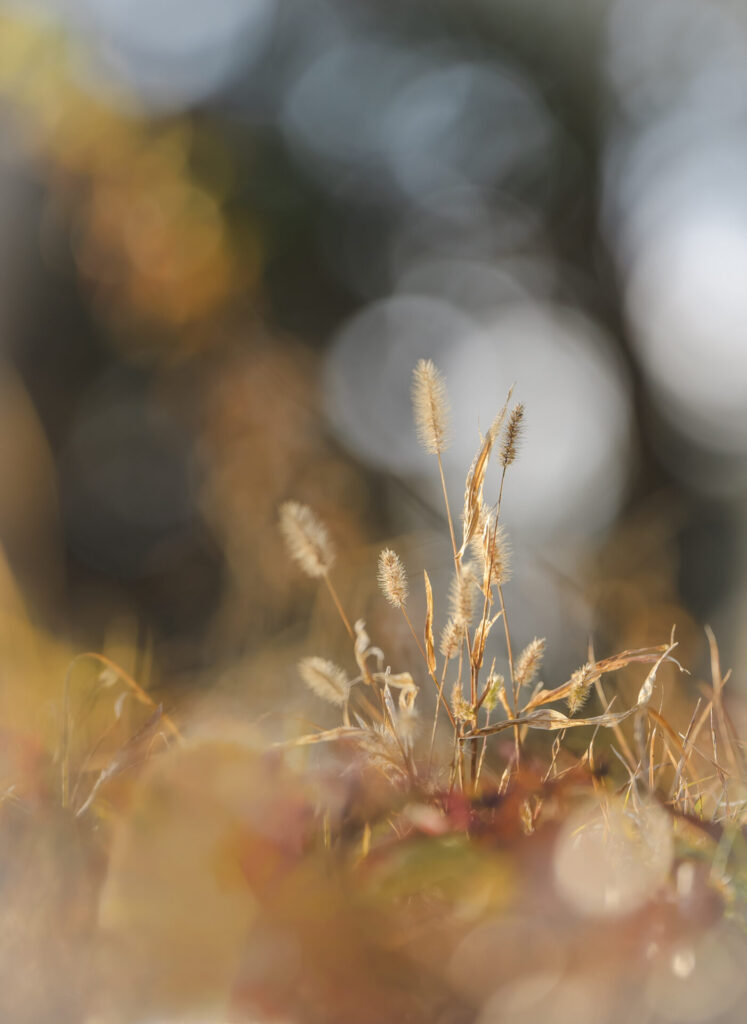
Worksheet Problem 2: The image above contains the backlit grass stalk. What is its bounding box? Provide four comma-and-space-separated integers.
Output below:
279, 500, 354, 639
412, 358, 460, 568
279, 361, 737, 824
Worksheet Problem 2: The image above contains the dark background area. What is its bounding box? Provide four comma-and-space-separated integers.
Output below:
0, 0, 744, 705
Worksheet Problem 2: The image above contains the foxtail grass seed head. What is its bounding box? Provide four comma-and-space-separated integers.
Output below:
515, 638, 546, 690
567, 663, 594, 715
449, 563, 476, 626
279, 501, 335, 578
378, 548, 409, 608
471, 512, 512, 587
412, 358, 451, 454
451, 684, 476, 726
440, 617, 461, 660
500, 403, 524, 467
298, 656, 351, 706
483, 673, 505, 712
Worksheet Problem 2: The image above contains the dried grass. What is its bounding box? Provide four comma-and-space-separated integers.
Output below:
2, 358, 745, 1024
284, 358, 746, 843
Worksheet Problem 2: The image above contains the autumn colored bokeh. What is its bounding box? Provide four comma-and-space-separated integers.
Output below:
0, 3, 746, 1023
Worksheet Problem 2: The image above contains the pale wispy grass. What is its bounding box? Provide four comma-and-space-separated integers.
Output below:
279, 358, 745, 847
279, 500, 335, 578
377, 548, 409, 609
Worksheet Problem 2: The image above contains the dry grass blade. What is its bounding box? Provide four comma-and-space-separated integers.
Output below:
706, 624, 744, 779
470, 612, 501, 671
522, 644, 672, 713
457, 388, 514, 561
463, 703, 641, 739
372, 670, 417, 710
75, 705, 167, 817
593, 670, 637, 775
423, 570, 437, 675
672, 698, 704, 809
353, 619, 384, 686
61, 651, 180, 807
459, 434, 493, 559
636, 641, 678, 706
488, 399, 511, 454
646, 707, 686, 761
274, 726, 363, 748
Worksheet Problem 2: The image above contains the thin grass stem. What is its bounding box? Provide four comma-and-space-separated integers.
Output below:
402, 606, 456, 728
323, 573, 355, 639
437, 451, 459, 567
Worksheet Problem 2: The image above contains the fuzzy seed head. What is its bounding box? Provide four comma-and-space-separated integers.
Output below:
449, 563, 477, 626
567, 663, 594, 715
483, 673, 505, 712
440, 618, 461, 660
451, 684, 476, 726
500, 403, 525, 467
515, 637, 546, 690
471, 510, 512, 587
298, 656, 350, 706
279, 501, 335, 578
377, 548, 409, 608
356, 725, 407, 781
412, 358, 451, 454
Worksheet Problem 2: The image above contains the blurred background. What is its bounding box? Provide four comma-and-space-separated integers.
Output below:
1, 0, 746, 736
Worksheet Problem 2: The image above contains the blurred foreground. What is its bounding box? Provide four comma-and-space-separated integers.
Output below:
1, 358, 745, 1024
